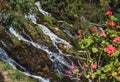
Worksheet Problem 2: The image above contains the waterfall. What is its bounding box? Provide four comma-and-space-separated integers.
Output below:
24, 1, 86, 77
9, 27, 76, 75
0, 1, 86, 82
0, 48, 49, 82
35, 1, 51, 16
63, 30, 73, 38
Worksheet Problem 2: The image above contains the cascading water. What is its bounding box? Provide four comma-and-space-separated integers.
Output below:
24, 1, 86, 77
35, 1, 51, 16
0, 1, 86, 82
9, 27, 77, 76
0, 48, 49, 82
63, 30, 73, 38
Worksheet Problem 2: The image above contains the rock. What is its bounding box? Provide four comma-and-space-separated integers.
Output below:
0, 25, 53, 78
0, 25, 73, 82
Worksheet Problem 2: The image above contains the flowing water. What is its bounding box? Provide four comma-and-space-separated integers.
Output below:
35, 1, 51, 16
0, 48, 49, 82
0, 1, 86, 82
9, 26, 76, 76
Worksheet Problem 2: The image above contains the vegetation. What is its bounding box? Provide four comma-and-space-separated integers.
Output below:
1, 0, 120, 82
63, 10, 120, 82
0, 61, 37, 82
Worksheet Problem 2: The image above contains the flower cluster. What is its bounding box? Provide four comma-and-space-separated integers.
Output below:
105, 10, 112, 16
106, 45, 116, 55
76, 29, 82, 38
90, 27, 97, 33
66, 65, 78, 75
113, 37, 120, 43
108, 21, 116, 27
71, 10, 120, 81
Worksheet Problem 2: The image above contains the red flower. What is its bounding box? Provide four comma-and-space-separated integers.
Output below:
77, 29, 82, 34
90, 27, 97, 33
113, 37, 120, 43
117, 25, 120, 28
70, 65, 77, 70
106, 45, 116, 55
66, 70, 71, 75
76, 34, 82, 38
91, 63, 97, 69
105, 10, 112, 16
100, 33, 106, 37
108, 21, 116, 27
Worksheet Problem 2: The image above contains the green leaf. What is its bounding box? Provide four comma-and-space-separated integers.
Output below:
109, 16, 117, 21
73, 69, 79, 73
100, 74, 106, 79
79, 39, 94, 49
96, 70, 101, 75
102, 65, 112, 73
56, 73, 63, 80
92, 47, 98, 53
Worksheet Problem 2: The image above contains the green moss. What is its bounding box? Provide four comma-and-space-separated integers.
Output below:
21, 21, 52, 46
0, 61, 37, 82
0, 61, 13, 71
58, 43, 80, 56
10, 35, 21, 47
44, 16, 58, 25
60, 22, 77, 35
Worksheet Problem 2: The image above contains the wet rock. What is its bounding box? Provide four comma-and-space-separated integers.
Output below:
0, 26, 52, 77
0, 25, 73, 82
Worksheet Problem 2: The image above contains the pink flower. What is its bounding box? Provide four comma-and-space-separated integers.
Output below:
70, 65, 77, 70
77, 29, 82, 34
100, 33, 106, 37
106, 45, 116, 55
66, 70, 71, 75
117, 25, 120, 28
76, 34, 82, 38
90, 27, 97, 33
113, 37, 120, 43
105, 10, 113, 16
91, 63, 97, 69
108, 21, 116, 27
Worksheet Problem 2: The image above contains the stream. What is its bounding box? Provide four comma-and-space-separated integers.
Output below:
0, 1, 85, 82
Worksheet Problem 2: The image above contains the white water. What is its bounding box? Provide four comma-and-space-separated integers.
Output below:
9, 27, 72, 71
26, 14, 72, 55
24, 1, 82, 76
1, 1, 85, 82
0, 48, 49, 82
35, 1, 51, 16
63, 30, 73, 38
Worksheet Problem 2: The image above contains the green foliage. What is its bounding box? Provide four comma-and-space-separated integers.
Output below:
41, 0, 106, 24
0, 61, 37, 82
69, 9, 120, 81
1, 0, 38, 28
56, 73, 63, 80
79, 38, 94, 49
92, 47, 98, 53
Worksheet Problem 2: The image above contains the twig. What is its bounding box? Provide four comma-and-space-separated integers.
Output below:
98, 49, 103, 69
88, 21, 103, 27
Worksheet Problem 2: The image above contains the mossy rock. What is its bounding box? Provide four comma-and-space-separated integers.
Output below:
0, 61, 37, 82
10, 35, 21, 47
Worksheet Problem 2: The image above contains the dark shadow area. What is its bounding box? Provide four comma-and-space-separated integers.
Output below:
0, 72, 4, 82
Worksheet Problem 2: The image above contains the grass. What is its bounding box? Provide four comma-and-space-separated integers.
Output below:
0, 61, 37, 82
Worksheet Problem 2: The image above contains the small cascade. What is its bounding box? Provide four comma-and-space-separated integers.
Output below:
0, 48, 49, 82
35, 1, 51, 16
26, 14, 72, 53
63, 30, 73, 38
24, 1, 85, 77
20, 27, 33, 41
0, 1, 86, 82
9, 27, 78, 76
